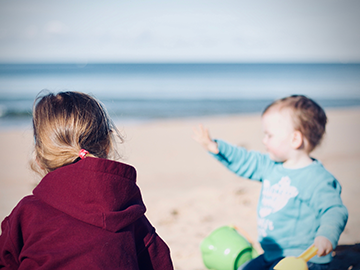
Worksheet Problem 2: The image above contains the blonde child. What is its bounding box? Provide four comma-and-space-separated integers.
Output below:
193, 95, 348, 270
0, 91, 173, 270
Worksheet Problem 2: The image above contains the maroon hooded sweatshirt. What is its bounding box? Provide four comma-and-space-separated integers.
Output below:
0, 157, 173, 270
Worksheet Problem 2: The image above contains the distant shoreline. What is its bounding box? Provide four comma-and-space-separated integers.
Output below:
1, 105, 360, 131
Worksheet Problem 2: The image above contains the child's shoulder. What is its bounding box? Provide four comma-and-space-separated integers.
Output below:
278, 160, 338, 189
8, 195, 51, 220
18, 194, 42, 206
299, 160, 342, 195
307, 159, 336, 180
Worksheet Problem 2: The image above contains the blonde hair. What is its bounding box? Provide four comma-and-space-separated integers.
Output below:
262, 95, 327, 152
31, 91, 123, 175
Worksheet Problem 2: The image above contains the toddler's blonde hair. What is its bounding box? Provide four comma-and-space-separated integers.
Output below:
31, 91, 122, 175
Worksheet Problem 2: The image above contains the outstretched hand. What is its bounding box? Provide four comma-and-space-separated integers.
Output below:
314, 236, 333, 257
192, 124, 219, 154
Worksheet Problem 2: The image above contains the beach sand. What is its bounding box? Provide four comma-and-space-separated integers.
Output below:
1, 108, 359, 270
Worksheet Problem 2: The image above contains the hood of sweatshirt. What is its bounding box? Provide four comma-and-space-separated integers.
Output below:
33, 157, 146, 233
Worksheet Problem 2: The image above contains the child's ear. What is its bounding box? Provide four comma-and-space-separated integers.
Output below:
291, 130, 304, 149
35, 156, 45, 171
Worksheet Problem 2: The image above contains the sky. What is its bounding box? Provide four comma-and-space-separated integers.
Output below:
0, 0, 360, 63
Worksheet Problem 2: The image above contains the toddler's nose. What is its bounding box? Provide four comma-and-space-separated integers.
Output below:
262, 136, 267, 145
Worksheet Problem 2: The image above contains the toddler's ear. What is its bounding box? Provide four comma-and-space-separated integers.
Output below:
291, 130, 304, 150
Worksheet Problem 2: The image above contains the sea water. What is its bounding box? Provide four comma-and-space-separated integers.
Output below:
0, 63, 360, 129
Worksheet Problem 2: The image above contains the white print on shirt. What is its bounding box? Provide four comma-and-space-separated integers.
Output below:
259, 176, 299, 218
258, 218, 274, 237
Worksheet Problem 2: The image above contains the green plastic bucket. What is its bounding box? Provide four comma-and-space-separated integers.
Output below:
200, 226, 258, 270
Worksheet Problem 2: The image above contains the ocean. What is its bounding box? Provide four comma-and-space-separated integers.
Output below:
0, 63, 360, 129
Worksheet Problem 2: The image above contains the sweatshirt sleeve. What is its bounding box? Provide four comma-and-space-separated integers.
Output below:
138, 232, 174, 270
135, 217, 174, 270
0, 217, 21, 269
309, 177, 348, 248
210, 139, 271, 181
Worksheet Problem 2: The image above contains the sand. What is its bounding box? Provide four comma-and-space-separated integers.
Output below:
1, 108, 359, 270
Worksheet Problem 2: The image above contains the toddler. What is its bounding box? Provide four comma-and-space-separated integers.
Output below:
193, 95, 348, 270
0, 91, 174, 270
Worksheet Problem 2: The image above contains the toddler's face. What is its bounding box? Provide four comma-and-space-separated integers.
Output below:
261, 108, 295, 162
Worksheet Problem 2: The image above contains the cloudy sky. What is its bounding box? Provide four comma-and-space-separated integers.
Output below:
0, 0, 359, 63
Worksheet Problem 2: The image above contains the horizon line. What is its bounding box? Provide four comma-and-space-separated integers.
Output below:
1, 61, 360, 65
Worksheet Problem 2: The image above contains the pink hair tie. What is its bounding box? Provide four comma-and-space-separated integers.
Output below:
79, 149, 89, 159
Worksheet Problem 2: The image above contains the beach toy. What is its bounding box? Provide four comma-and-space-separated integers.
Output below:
200, 225, 258, 270
274, 245, 318, 270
